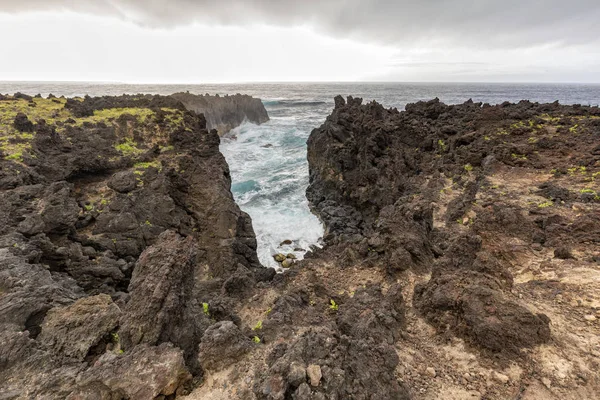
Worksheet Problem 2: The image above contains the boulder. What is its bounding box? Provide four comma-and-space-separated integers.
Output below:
68, 343, 191, 400
13, 113, 34, 132
38, 294, 121, 361
120, 231, 209, 373
554, 246, 574, 259
198, 321, 252, 371
107, 171, 137, 193
281, 258, 294, 268
273, 253, 286, 263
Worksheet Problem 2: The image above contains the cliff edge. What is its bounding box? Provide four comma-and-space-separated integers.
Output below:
171, 92, 269, 135
301, 96, 600, 399
0, 93, 274, 398
183, 97, 600, 400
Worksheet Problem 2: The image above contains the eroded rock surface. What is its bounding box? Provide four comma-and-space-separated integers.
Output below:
171, 92, 269, 134
295, 96, 600, 399
0, 94, 270, 398
2, 93, 600, 400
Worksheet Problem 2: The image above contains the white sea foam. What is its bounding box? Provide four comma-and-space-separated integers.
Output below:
220, 112, 325, 269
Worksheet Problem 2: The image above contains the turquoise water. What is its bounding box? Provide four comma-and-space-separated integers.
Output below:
220, 105, 326, 268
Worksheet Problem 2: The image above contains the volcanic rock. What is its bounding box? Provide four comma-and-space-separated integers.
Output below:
198, 321, 252, 371
171, 92, 269, 134
0, 94, 269, 398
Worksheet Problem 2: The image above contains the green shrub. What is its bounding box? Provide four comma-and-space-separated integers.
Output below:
329, 299, 339, 311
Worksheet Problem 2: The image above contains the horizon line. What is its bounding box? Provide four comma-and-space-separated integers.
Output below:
1, 80, 600, 85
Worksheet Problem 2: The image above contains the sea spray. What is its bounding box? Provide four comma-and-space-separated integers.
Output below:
220, 104, 325, 269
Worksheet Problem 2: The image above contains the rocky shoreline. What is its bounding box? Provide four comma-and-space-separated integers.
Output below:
1, 93, 599, 399
171, 92, 269, 135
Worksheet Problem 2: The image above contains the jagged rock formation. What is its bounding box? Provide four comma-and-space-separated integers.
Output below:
2, 93, 600, 400
300, 96, 600, 398
305, 96, 557, 350
171, 92, 269, 134
0, 94, 272, 398
187, 97, 599, 400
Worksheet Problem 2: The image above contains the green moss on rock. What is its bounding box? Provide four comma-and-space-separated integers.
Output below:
114, 138, 145, 157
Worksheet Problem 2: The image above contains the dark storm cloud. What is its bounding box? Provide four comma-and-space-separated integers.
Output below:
2, 0, 600, 47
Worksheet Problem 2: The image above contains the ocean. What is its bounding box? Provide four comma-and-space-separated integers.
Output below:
2, 82, 599, 268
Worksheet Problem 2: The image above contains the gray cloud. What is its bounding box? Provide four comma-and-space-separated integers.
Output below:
1, 0, 600, 48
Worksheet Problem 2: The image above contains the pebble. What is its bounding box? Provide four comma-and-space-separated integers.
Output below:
306, 364, 322, 387
542, 377, 552, 388
425, 367, 437, 378
554, 370, 567, 380
584, 314, 596, 322
288, 362, 306, 387
273, 253, 286, 263
492, 371, 510, 384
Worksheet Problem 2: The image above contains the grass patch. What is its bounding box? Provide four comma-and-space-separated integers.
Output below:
115, 138, 144, 157
4, 151, 23, 162
134, 160, 161, 171
76, 107, 155, 127
0, 131, 35, 161
0, 98, 70, 131
539, 114, 561, 123
161, 108, 185, 127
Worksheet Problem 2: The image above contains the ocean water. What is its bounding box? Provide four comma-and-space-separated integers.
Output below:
2, 82, 599, 268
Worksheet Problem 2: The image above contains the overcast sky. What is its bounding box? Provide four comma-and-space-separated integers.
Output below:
1, 1, 599, 83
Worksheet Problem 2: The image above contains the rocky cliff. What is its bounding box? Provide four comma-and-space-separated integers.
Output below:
302, 96, 600, 399
171, 92, 269, 134
1, 93, 599, 400
0, 93, 274, 398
